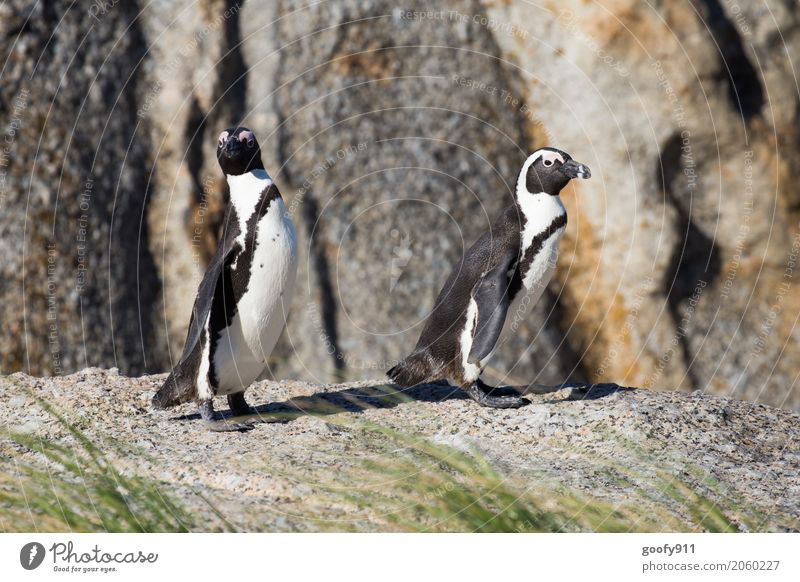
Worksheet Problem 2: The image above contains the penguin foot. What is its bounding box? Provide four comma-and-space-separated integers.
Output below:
477, 379, 526, 398
199, 400, 254, 432
464, 383, 529, 409
227, 392, 256, 417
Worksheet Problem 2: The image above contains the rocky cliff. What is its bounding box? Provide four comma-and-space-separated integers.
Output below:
1, 1, 799, 410
1, 369, 798, 532
0, 1, 165, 375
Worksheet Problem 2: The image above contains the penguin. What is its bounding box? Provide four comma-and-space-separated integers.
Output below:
152, 127, 298, 431
388, 148, 590, 408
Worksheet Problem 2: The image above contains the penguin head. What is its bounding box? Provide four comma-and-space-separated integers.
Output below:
518, 147, 591, 197
216, 127, 265, 176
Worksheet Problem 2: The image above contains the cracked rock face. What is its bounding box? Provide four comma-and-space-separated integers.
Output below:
1, 1, 799, 411
482, 0, 800, 408
261, 0, 571, 385
0, 1, 165, 376
1, 369, 798, 531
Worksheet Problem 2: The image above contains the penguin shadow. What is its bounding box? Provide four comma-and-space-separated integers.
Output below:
173, 381, 629, 426
531, 381, 631, 402
170, 381, 463, 425
484, 381, 629, 403
250, 381, 471, 422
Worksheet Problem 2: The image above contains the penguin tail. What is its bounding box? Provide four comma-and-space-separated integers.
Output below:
152, 370, 196, 410
388, 352, 433, 387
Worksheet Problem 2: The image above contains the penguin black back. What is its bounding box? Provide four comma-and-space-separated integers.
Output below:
389, 207, 523, 386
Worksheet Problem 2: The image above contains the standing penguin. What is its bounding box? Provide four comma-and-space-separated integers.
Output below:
388, 148, 590, 408
153, 127, 298, 431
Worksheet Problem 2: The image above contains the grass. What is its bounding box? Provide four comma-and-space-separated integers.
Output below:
325, 423, 766, 532
0, 395, 212, 532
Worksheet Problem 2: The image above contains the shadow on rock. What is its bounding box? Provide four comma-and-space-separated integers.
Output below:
172, 381, 632, 425
254, 381, 467, 420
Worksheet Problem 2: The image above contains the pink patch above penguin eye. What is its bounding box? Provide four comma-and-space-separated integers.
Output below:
237, 130, 256, 148
540, 151, 564, 167
218, 131, 229, 147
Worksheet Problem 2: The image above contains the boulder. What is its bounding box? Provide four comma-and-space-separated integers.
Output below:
1, 368, 797, 531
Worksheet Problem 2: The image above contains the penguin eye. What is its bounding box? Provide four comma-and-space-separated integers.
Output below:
543, 158, 554, 167
247, 138, 255, 148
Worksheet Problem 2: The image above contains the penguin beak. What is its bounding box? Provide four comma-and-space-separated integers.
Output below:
560, 159, 591, 179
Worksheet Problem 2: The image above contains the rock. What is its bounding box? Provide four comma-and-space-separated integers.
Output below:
1, 368, 798, 531
484, 0, 800, 409
0, 1, 167, 376
244, 0, 576, 385
0, 0, 579, 390
1, 0, 799, 413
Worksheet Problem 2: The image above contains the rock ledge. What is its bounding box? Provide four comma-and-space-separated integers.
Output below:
1, 368, 798, 531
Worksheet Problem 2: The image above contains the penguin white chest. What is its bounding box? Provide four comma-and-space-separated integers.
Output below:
521, 228, 564, 294
210, 172, 298, 395
236, 197, 298, 360
504, 194, 567, 336
518, 194, 566, 293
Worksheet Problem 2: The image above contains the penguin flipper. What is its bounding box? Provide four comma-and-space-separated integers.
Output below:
153, 217, 242, 409
181, 239, 241, 367
468, 258, 513, 365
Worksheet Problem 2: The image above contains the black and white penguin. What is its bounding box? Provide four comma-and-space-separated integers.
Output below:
388, 148, 590, 408
153, 127, 298, 431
